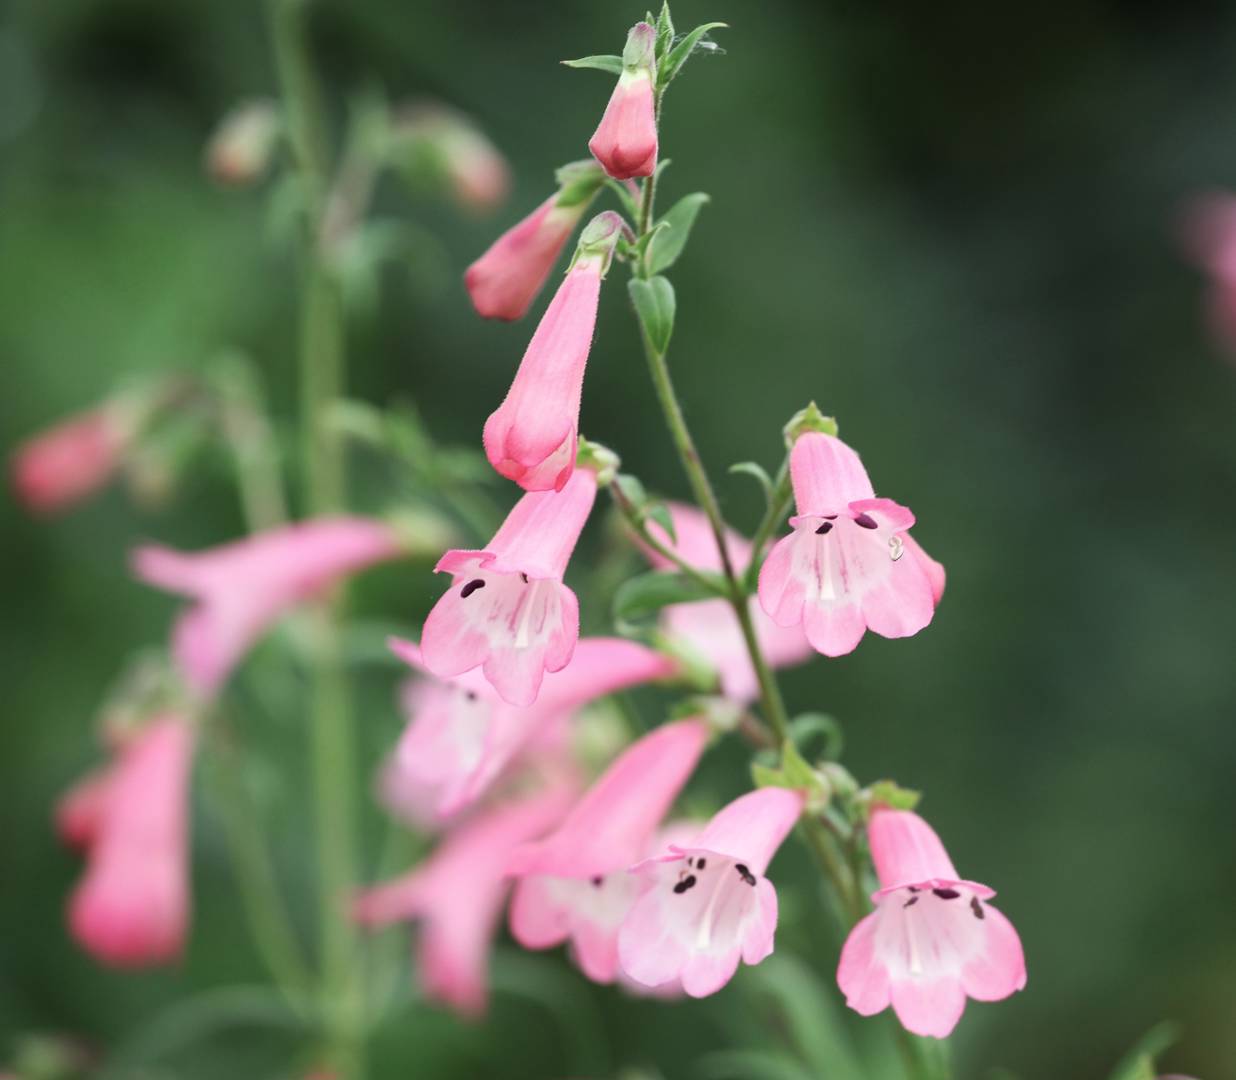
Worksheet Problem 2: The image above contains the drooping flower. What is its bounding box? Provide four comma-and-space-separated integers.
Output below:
391, 102, 510, 213
757, 432, 942, 657
618, 787, 802, 997
506, 719, 709, 983
133, 517, 402, 697
837, 808, 1026, 1038
384, 635, 676, 826
67, 716, 195, 967
643, 503, 812, 703
482, 212, 624, 491
1179, 192, 1236, 360
589, 23, 659, 180
354, 781, 575, 1018
421, 467, 597, 707
10, 404, 134, 515
465, 161, 605, 321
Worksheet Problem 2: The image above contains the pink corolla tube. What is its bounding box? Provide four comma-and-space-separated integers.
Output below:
837, 808, 1026, 1038
11, 405, 132, 514
588, 23, 658, 180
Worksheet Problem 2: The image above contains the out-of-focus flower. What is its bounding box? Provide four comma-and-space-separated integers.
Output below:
133, 517, 402, 697
643, 503, 813, 702
205, 99, 280, 186
619, 787, 801, 997
837, 808, 1026, 1038
758, 432, 942, 657
465, 160, 606, 322
506, 719, 709, 983
383, 635, 676, 827
10, 403, 135, 515
421, 468, 597, 707
1180, 192, 1236, 359
483, 211, 624, 492
54, 767, 114, 851
392, 103, 510, 213
67, 716, 195, 967
354, 781, 575, 1017
589, 23, 658, 180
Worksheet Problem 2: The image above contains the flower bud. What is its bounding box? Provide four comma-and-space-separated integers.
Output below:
781, 401, 839, 449
205, 100, 279, 186
391, 103, 510, 213
588, 23, 658, 180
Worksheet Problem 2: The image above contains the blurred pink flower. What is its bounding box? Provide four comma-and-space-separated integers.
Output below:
421, 468, 596, 707
354, 781, 575, 1017
506, 719, 709, 983
54, 767, 115, 852
383, 635, 675, 827
133, 517, 401, 696
758, 432, 942, 657
618, 787, 802, 997
67, 716, 195, 967
10, 405, 131, 514
837, 808, 1026, 1038
205, 99, 279, 186
589, 23, 658, 180
643, 502, 813, 702
1180, 192, 1236, 359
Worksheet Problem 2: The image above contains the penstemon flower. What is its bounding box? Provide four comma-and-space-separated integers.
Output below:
66, 715, 195, 967
11, 403, 135, 515
505, 719, 709, 983
384, 635, 676, 825
837, 808, 1026, 1038
133, 517, 402, 697
421, 466, 597, 707
758, 431, 943, 656
465, 160, 606, 321
618, 787, 803, 997
589, 23, 659, 180
482, 211, 624, 492
354, 780, 576, 1018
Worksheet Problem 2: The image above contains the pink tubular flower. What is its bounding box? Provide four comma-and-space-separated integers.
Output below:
55, 767, 115, 851
385, 635, 676, 826
421, 467, 597, 707
11, 405, 132, 514
67, 716, 195, 967
644, 503, 812, 702
618, 787, 803, 998
589, 23, 658, 180
133, 517, 401, 697
757, 432, 942, 657
837, 808, 1026, 1038
482, 211, 624, 491
506, 719, 709, 984
354, 781, 575, 1017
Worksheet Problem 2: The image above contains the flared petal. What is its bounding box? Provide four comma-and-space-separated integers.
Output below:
961, 904, 1027, 1000
837, 912, 892, 1016
890, 976, 968, 1039
902, 534, 947, 604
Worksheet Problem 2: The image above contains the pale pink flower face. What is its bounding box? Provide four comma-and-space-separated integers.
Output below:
11, 407, 129, 514
354, 782, 575, 1017
837, 809, 1026, 1038
384, 635, 675, 826
133, 517, 400, 696
465, 196, 583, 321
589, 70, 658, 180
758, 433, 942, 657
506, 720, 709, 983
67, 716, 195, 968
644, 503, 813, 702
483, 261, 602, 491
618, 787, 802, 998
421, 469, 597, 707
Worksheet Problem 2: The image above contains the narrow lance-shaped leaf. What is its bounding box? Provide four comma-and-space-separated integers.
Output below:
561, 54, 624, 75
660, 22, 727, 88
628, 275, 676, 354
648, 192, 709, 273
613, 570, 725, 622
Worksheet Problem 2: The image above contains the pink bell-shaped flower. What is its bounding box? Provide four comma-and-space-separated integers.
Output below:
421, 467, 597, 707
758, 432, 943, 657
837, 808, 1026, 1038
505, 719, 709, 983
588, 23, 658, 180
618, 787, 803, 997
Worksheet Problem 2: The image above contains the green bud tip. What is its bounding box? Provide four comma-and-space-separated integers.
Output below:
623, 22, 658, 72
577, 437, 621, 485
783, 401, 839, 448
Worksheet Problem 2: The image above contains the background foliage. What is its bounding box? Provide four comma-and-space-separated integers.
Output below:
1, 1, 1234, 1077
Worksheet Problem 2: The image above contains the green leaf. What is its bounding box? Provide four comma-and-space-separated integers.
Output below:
605, 177, 640, 220
628, 275, 676, 353
613, 570, 723, 622
729, 460, 773, 501
1107, 1022, 1181, 1080
645, 501, 677, 542
648, 192, 709, 273
660, 21, 727, 87
561, 54, 624, 75
697, 1050, 815, 1080
613, 472, 648, 510
656, 2, 675, 61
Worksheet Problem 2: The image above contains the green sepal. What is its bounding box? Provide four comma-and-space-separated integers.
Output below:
561, 54, 624, 75
629, 275, 676, 353
576, 436, 621, 485
856, 779, 922, 820
659, 21, 727, 89
648, 192, 710, 273
783, 401, 839, 448
613, 570, 726, 622
655, 2, 675, 61
553, 159, 607, 209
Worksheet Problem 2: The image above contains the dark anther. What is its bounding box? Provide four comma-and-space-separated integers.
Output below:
970, 896, 985, 920
465, 691, 479, 702
520, 572, 529, 583
461, 578, 486, 598
854, 513, 878, 530
824, 514, 837, 520
932, 888, 961, 900
673, 875, 697, 895
904, 895, 919, 908
735, 864, 756, 887
591, 876, 604, 888
815, 521, 833, 535
908, 886, 920, 892
696, 858, 706, 870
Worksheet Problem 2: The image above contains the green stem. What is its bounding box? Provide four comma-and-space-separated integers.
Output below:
744, 458, 793, 591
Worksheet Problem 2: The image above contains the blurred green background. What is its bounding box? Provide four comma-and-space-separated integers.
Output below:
2, 1, 1235, 1078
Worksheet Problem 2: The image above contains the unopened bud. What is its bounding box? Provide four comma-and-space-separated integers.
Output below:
782, 401, 839, 449
206, 100, 279, 186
